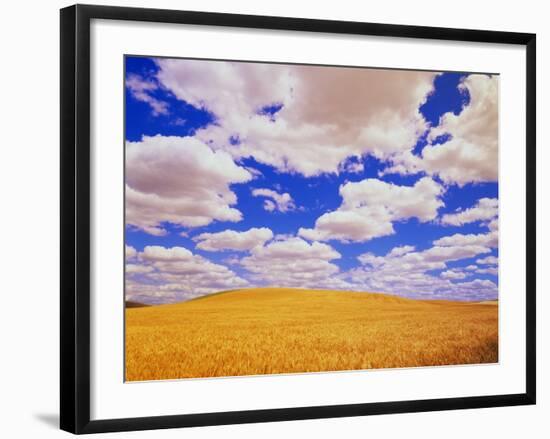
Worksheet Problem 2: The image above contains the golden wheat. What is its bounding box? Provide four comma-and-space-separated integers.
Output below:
125, 288, 498, 381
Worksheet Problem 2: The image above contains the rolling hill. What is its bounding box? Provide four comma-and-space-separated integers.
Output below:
125, 288, 498, 381
125, 300, 150, 308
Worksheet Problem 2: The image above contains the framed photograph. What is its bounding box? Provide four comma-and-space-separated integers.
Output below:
60, 4, 536, 434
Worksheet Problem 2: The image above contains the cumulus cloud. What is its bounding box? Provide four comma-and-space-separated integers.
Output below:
299, 206, 394, 243
152, 58, 437, 176
422, 75, 498, 185
262, 199, 276, 212
357, 252, 386, 268
251, 188, 296, 212
123, 60, 500, 303
125, 244, 137, 259
433, 230, 498, 249
126, 73, 169, 116
125, 232, 497, 303
350, 239, 495, 300
473, 254, 499, 275
440, 269, 468, 280
451, 279, 498, 296
433, 206, 498, 250
441, 198, 498, 226
339, 160, 364, 174
125, 245, 249, 304
141, 245, 193, 261
339, 177, 444, 221
382, 74, 498, 186
239, 237, 350, 289
387, 245, 416, 258
125, 135, 253, 235
476, 267, 498, 275
408, 244, 491, 265
194, 227, 273, 251
358, 245, 416, 268
299, 177, 444, 242
477, 255, 498, 265
126, 263, 154, 274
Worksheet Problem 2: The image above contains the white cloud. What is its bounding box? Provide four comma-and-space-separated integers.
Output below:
140, 245, 193, 261
124, 61, 500, 302
387, 245, 416, 258
339, 160, 364, 174
154, 58, 436, 177
126, 264, 154, 274
412, 244, 491, 264
433, 230, 498, 248
126, 236, 497, 304
273, 233, 295, 241
246, 237, 340, 261
339, 177, 444, 221
240, 237, 350, 289
422, 75, 498, 185
125, 135, 252, 235
440, 269, 468, 280
452, 279, 498, 297
299, 177, 444, 242
126, 73, 169, 116
222, 255, 241, 266
441, 198, 498, 226
125, 245, 249, 304
358, 245, 421, 270
299, 206, 394, 243
263, 199, 276, 212
357, 252, 386, 268
476, 267, 498, 275
194, 227, 273, 252
251, 188, 296, 212
125, 244, 137, 259
349, 237, 495, 300
382, 74, 498, 186
476, 255, 498, 265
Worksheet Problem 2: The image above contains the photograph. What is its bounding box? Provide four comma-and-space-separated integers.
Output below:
124, 56, 499, 382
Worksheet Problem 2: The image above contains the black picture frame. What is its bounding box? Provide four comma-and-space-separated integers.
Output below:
60, 4, 536, 434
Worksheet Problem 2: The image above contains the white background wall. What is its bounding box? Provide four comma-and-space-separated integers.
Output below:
0, 0, 546, 437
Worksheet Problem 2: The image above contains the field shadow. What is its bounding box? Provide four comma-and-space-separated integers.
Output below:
34, 413, 59, 429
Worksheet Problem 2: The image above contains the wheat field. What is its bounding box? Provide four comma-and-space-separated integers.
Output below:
125, 288, 498, 381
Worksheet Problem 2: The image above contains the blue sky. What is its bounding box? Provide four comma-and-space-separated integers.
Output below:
124, 56, 499, 304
